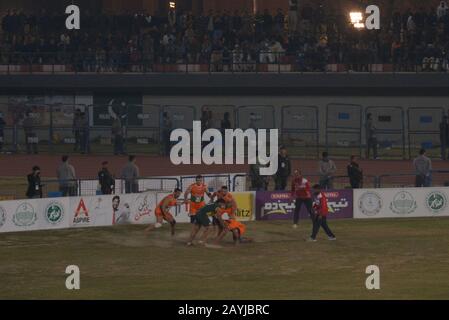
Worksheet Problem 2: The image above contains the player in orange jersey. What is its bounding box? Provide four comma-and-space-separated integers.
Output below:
144, 188, 183, 236
184, 175, 212, 223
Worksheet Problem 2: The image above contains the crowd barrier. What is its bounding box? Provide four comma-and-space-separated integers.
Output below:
1, 186, 449, 234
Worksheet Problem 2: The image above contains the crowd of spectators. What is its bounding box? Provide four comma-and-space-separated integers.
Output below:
0, 2, 449, 72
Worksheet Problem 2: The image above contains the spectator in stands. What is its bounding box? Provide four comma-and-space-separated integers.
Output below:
288, 0, 299, 33
57, 155, 77, 196
347, 155, 363, 188
318, 151, 336, 189
121, 155, 139, 194
162, 111, 172, 156
72, 109, 83, 152
366, 113, 378, 159
248, 112, 257, 129
98, 161, 115, 195
413, 148, 432, 187
26, 165, 42, 199
437, 2, 449, 21
23, 111, 38, 154
439, 115, 449, 160
0, 113, 5, 152
275, 146, 291, 191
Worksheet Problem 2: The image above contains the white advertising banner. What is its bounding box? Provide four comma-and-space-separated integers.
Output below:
354, 187, 449, 219
0, 198, 70, 233
69, 195, 114, 228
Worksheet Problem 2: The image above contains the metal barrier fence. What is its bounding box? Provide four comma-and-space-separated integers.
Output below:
281, 105, 319, 158
366, 106, 406, 159
180, 175, 231, 193
325, 103, 363, 157
1, 51, 449, 74
232, 173, 379, 191
407, 107, 445, 159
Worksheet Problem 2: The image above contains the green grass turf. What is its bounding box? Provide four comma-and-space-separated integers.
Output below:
1, 218, 449, 299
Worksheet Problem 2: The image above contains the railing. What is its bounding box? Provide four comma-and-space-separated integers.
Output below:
1, 51, 448, 74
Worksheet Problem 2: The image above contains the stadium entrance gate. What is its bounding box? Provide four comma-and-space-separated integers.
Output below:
365, 106, 405, 159
281, 105, 319, 158
325, 103, 362, 158
407, 107, 445, 159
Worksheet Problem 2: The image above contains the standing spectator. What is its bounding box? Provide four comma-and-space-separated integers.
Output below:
366, 113, 378, 159
307, 184, 336, 242
248, 112, 257, 129
98, 161, 115, 195
23, 111, 38, 154
26, 166, 42, 199
290, 169, 313, 229
0, 113, 5, 152
318, 151, 337, 189
274, 146, 291, 190
162, 111, 172, 156
439, 115, 449, 160
220, 112, 232, 133
112, 113, 124, 155
57, 155, 77, 196
249, 160, 269, 191
437, 1, 448, 21
347, 155, 363, 188
413, 149, 432, 187
72, 109, 83, 152
121, 155, 139, 194
80, 112, 89, 154
288, 0, 299, 33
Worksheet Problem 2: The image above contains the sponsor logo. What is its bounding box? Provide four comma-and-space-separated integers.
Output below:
45, 202, 65, 225
13, 202, 37, 226
261, 200, 295, 216
359, 192, 382, 216
73, 198, 90, 224
0, 206, 6, 228
134, 193, 153, 222
425, 191, 447, 214
327, 198, 350, 214
390, 191, 417, 214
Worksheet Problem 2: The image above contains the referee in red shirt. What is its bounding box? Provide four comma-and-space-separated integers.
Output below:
308, 184, 336, 241
290, 170, 313, 229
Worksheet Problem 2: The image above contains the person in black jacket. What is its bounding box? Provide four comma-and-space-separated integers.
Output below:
26, 166, 42, 199
347, 155, 363, 188
275, 146, 291, 190
98, 161, 115, 195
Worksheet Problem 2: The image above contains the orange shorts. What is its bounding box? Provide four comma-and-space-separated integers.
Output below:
225, 220, 246, 236
155, 208, 174, 221
220, 207, 236, 219
189, 201, 205, 215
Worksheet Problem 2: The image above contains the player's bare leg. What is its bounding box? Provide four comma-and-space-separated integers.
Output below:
187, 224, 201, 246
198, 226, 213, 244
144, 216, 163, 234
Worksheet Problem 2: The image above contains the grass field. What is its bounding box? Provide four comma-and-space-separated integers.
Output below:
1, 218, 449, 300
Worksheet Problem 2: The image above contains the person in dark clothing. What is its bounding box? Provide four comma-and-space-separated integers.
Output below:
72, 109, 82, 152
220, 112, 232, 133
275, 146, 291, 190
347, 155, 363, 188
80, 112, 89, 154
439, 115, 449, 160
290, 170, 313, 228
0, 113, 5, 152
98, 161, 115, 195
308, 184, 336, 242
249, 161, 269, 191
162, 112, 172, 156
23, 112, 38, 154
366, 113, 378, 159
112, 115, 124, 155
26, 166, 42, 199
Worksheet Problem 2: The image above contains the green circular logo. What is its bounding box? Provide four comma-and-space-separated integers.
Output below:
45, 202, 64, 225
425, 191, 447, 214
